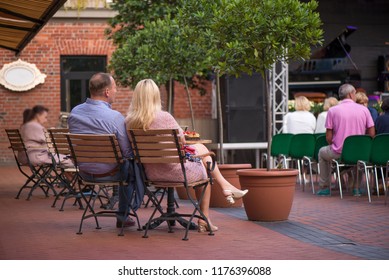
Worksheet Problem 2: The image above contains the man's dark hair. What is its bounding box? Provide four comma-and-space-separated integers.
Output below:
89, 73, 112, 96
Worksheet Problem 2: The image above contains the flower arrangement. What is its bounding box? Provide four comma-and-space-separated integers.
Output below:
310, 101, 324, 116
372, 101, 383, 114
288, 100, 296, 112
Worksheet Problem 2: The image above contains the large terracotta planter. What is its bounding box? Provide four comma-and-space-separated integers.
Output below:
237, 168, 299, 221
210, 164, 252, 208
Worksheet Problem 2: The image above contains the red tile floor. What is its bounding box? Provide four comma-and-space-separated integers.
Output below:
0, 164, 388, 260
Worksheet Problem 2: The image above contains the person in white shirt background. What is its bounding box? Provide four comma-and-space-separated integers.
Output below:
283, 96, 317, 134
315, 97, 339, 133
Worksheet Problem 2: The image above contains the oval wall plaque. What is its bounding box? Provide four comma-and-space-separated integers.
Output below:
0, 59, 47, 92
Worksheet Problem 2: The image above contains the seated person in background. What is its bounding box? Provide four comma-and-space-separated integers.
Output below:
355, 91, 379, 123
375, 97, 389, 134
283, 96, 316, 134
125, 79, 248, 232
315, 97, 339, 133
317, 84, 375, 196
19, 105, 73, 168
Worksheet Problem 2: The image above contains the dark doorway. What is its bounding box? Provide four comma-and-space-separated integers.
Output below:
60, 56, 107, 112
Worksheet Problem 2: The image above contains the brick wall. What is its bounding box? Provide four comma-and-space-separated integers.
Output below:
0, 21, 213, 164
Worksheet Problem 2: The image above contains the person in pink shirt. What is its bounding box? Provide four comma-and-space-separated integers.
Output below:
316, 84, 375, 196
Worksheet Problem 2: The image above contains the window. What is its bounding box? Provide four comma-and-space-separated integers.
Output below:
60, 56, 107, 112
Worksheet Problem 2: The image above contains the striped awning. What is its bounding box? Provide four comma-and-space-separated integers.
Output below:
0, 0, 67, 54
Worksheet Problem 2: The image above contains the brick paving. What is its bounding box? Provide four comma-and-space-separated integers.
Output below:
0, 164, 388, 260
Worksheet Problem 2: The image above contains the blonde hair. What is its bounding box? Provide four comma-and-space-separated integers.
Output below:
125, 79, 162, 130
294, 96, 311, 111
355, 91, 368, 106
322, 97, 339, 111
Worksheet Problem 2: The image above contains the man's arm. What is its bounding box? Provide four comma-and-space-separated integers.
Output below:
364, 107, 375, 138
326, 129, 333, 145
366, 126, 376, 138
114, 115, 133, 159
117, 127, 133, 159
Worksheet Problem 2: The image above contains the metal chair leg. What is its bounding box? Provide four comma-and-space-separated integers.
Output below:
334, 162, 343, 199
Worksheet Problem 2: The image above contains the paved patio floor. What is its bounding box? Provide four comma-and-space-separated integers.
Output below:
0, 164, 388, 261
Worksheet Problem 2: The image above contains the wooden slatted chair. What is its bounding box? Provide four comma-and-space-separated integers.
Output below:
5, 129, 57, 200
66, 133, 140, 236
129, 128, 216, 241
47, 128, 82, 211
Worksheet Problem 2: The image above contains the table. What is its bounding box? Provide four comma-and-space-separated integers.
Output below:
185, 139, 212, 145
207, 142, 268, 168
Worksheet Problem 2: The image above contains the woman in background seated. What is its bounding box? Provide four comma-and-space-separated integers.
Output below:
355, 91, 379, 123
375, 98, 389, 134
315, 97, 339, 133
19, 105, 73, 168
125, 79, 248, 232
283, 96, 316, 134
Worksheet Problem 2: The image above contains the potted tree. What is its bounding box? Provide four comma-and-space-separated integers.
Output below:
109, 0, 323, 217
109, 4, 252, 204
109, 14, 212, 200
107, 0, 205, 121
178, 0, 323, 220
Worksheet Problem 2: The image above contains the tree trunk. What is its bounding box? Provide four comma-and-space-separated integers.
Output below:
216, 72, 224, 164
183, 76, 195, 131
264, 68, 272, 171
167, 78, 174, 114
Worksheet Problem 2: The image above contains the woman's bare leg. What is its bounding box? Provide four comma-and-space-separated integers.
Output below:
195, 183, 218, 231
195, 183, 210, 218
193, 144, 247, 195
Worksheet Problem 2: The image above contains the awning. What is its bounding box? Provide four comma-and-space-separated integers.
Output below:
0, 0, 67, 55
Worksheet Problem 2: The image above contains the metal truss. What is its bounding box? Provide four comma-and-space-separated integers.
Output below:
269, 59, 289, 135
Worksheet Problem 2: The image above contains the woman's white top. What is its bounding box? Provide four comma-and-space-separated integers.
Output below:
315, 111, 328, 133
283, 111, 316, 134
